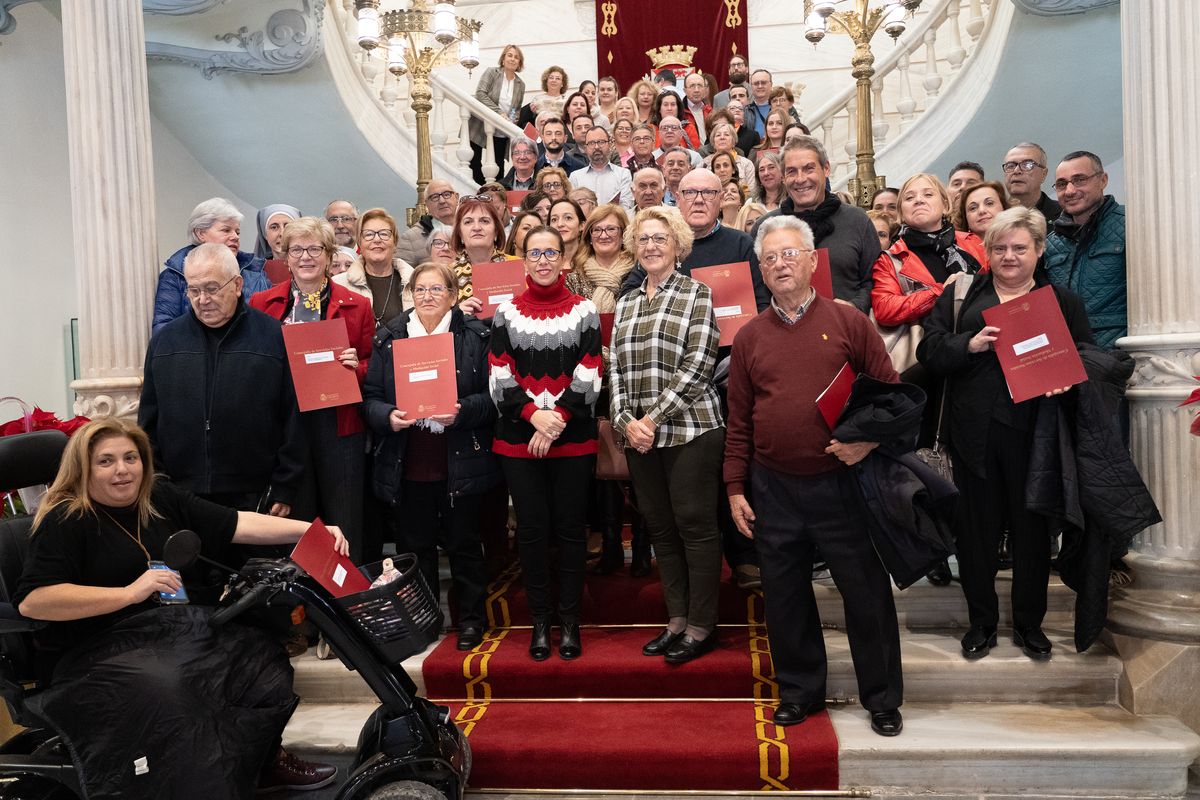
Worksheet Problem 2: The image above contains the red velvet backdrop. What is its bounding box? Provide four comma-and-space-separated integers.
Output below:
595, 0, 749, 91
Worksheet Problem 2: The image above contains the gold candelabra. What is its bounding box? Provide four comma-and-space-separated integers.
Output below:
803, 0, 921, 208
355, 0, 483, 221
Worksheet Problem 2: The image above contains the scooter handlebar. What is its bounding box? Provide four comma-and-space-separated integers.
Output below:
210, 581, 273, 628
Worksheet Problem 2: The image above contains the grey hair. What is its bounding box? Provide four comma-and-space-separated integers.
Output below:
753, 215, 815, 258
324, 199, 358, 217
1009, 141, 1049, 164
632, 167, 664, 186
509, 136, 538, 156
982, 205, 1048, 254
781, 135, 830, 170
184, 241, 240, 279
187, 197, 243, 244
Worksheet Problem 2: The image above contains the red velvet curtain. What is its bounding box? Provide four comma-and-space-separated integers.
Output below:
594, 0, 749, 91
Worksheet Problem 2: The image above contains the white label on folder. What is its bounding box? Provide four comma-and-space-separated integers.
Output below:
488, 293, 513, 305
1013, 333, 1050, 356
304, 350, 336, 365
332, 563, 347, 587
410, 368, 439, 382
714, 305, 742, 318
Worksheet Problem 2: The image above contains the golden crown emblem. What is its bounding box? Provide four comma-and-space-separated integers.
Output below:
645, 44, 698, 70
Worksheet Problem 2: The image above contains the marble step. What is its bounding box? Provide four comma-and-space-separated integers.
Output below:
812, 571, 1077, 630
284, 702, 1200, 798
292, 626, 1120, 706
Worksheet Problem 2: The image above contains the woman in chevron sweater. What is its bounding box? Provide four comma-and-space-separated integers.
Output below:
489, 226, 603, 662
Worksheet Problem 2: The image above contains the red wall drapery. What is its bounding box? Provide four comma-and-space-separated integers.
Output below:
594, 1, 749, 92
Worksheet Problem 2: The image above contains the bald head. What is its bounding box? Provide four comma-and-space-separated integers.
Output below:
678, 168, 722, 233
425, 179, 458, 224
633, 167, 665, 210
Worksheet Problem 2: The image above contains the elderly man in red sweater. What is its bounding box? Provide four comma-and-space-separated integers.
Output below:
723, 214, 905, 737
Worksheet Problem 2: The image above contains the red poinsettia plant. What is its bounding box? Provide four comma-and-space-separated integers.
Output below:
0, 401, 90, 516
1182, 377, 1200, 437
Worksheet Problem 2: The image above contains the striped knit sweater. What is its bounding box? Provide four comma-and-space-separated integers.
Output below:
489, 274, 602, 458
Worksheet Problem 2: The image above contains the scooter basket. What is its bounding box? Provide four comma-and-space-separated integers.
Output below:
335, 554, 441, 664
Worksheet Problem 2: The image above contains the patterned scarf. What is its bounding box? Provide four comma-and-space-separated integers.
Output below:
899, 221, 976, 276
582, 253, 635, 313
285, 279, 329, 324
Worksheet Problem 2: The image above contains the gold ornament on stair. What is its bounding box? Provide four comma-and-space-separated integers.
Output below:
645, 44, 698, 70
802, 0, 923, 208
600, 1, 618, 35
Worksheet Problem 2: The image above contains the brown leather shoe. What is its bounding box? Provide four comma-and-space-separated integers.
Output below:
258, 748, 337, 794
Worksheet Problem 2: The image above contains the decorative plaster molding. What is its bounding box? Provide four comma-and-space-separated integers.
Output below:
71, 379, 143, 422
573, 0, 594, 37
1011, 0, 1119, 16
1119, 333, 1200, 397
0, 0, 36, 36
144, 0, 229, 15
145, 2, 324, 78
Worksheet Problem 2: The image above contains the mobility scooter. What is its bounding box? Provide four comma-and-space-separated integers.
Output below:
0, 429, 470, 799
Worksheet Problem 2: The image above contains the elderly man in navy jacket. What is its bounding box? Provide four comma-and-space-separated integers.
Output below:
139, 242, 306, 516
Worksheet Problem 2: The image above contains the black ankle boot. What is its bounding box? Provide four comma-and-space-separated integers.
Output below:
529, 619, 551, 661
559, 620, 581, 660
593, 529, 624, 574
630, 518, 652, 578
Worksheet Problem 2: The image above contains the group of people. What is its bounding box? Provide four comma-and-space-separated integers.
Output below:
12, 50, 1157, 800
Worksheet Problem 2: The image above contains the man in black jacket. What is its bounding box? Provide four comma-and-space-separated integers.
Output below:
139, 243, 306, 516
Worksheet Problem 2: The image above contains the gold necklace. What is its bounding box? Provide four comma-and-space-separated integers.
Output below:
102, 509, 151, 564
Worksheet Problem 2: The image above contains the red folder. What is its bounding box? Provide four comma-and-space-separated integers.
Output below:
282, 318, 363, 412
691, 262, 757, 346
812, 248, 834, 299
507, 190, 530, 214
816, 362, 856, 430
472, 259, 527, 319
290, 518, 371, 598
599, 312, 615, 348
391, 332, 459, 418
523, 122, 539, 142
264, 258, 290, 286
981, 285, 1088, 404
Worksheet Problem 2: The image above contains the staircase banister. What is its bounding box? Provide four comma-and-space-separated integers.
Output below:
428, 71, 524, 141
805, 0, 956, 129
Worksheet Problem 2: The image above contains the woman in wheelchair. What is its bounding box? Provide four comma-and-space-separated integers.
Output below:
13, 417, 347, 799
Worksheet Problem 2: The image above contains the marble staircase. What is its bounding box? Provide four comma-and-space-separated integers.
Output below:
283, 571, 1200, 798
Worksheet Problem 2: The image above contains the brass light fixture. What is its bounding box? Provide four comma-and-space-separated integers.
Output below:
355, 0, 483, 221
803, 0, 921, 208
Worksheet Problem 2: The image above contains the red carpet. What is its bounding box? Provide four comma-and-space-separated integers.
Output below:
423, 562, 841, 791
424, 625, 763, 700
446, 700, 839, 791
468, 563, 757, 627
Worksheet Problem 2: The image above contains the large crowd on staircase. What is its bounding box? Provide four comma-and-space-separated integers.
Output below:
7, 40, 1161, 799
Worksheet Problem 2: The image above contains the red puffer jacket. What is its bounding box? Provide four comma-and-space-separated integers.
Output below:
870, 231, 988, 327
249, 280, 374, 436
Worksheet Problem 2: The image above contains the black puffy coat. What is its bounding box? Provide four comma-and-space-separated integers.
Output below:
363, 308, 501, 505
1026, 344, 1160, 651
833, 375, 957, 589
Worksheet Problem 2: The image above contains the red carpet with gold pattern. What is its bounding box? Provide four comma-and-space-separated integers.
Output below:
423, 561, 840, 791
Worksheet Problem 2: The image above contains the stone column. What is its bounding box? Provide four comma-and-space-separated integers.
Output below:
60, 0, 158, 420
1106, 0, 1200, 737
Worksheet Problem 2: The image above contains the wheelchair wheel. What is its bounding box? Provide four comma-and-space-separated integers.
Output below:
366, 780, 446, 800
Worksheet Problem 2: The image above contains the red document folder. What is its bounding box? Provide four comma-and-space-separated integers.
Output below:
391, 332, 459, 418
812, 248, 834, 299
599, 312, 615, 348
691, 262, 757, 346
282, 318, 363, 412
507, 190, 530, 214
472, 259, 527, 318
263, 259, 290, 286
523, 122, 539, 142
290, 518, 371, 598
981, 285, 1088, 404
816, 362, 856, 430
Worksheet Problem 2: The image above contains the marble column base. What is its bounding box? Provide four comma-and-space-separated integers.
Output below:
1108, 553, 1200, 645
71, 376, 142, 421
1105, 629, 1200, 739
